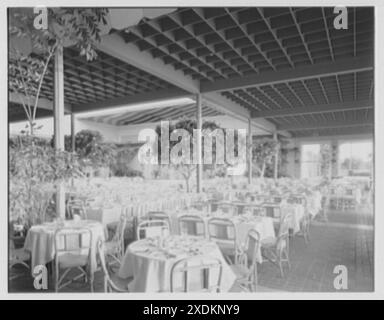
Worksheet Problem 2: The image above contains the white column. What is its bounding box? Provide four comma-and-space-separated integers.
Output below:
331, 140, 339, 178
196, 94, 203, 193
53, 46, 66, 218
71, 113, 76, 152
248, 118, 252, 184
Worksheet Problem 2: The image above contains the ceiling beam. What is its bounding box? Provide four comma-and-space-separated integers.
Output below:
293, 127, 373, 138
200, 57, 373, 93
277, 118, 373, 131
252, 99, 373, 118
97, 33, 200, 94
203, 92, 291, 137
73, 87, 190, 113
97, 34, 288, 137
9, 93, 72, 113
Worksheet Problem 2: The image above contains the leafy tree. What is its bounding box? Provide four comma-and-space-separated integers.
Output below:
9, 135, 82, 227
155, 118, 224, 192
9, 8, 109, 135
320, 144, 332, 178
251, 138, 279, 178
71, 130, 116, 169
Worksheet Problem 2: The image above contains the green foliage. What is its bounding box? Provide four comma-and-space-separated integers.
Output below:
251, 138, 279, 178
71, 130, 117, 168
320, 144, 332, 178
9, 135, 82, 227
110, 143, 143, 177
155, 118, 223, 192
9, 8, 109, 134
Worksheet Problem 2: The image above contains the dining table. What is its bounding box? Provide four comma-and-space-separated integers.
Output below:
118, 235, 236, 292
24, 219, 106, 276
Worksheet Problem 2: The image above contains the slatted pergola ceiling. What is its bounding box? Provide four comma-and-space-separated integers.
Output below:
85, 103, 222, 126
9, 7, 374, 138
41, 48, 181, 106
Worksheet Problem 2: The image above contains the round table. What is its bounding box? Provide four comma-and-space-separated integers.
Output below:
118, 235, 236, 292
24, 219, 106, 275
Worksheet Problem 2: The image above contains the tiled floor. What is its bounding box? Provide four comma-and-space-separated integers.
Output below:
9, 207, 374, 293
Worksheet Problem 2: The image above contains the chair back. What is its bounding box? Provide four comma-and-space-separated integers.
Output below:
178, 215, 205, 238
262, 204, 281, 218
243, 204, 266, 217
243, 230, 261, 281
217, 203, 237, 215
54, 227, 92, 261
278, 211, 293, 237
207, 218, 237, 246
68, 201, 88, 220
288, 195, 307, 207
147, 211, 171, 224
170, 256, 223, 292
137, 219, 170, 240
113, 214, 128, 252
97, 239, 127, 292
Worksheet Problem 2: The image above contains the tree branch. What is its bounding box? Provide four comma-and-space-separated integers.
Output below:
32, 45, 56, 121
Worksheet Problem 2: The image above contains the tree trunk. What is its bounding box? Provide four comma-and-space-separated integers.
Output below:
261, 162, 266, 179
29, 119, 34, 136
183, 171, 191, 193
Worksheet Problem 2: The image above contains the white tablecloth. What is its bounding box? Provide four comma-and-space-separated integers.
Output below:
86, 197, 195, 225
118, 236, 236, 292
307, 192, 323, 217
24, 220, 106, 275
86, 206, 123, 225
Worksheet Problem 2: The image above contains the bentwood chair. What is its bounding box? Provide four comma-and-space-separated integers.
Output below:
242, 204, 266, 217
231, 230, 261, 292
137, 219, 170, 240
54, 227, 92, 292
217, 202, 238, 216
170, 256, 223, 292
297, 214, 311, 243
178, 215, 206, 238
262, 203, 282, 219
190, 201, 210, 213
147, 211, 172, 233
261, 211, 292, 278
67, 200, 88, 220
97, 239, 130, 292
9, 238, 30, 280
104, 214, 128, 267
207, 218, 242, 264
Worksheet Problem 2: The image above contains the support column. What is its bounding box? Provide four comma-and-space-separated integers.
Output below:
196, 94, 203, 193
248, 118, 252, 184
331, 140, 339, 178
273, 132, 279, 180
53, 46, 66, 219
71, 113, 76, 152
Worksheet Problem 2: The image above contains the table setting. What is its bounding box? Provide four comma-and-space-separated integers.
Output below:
118, 235, 236, 292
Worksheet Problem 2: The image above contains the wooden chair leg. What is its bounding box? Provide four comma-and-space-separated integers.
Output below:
55, 267, 59, 292
90, 273, 94, 292
279, 260, 284, 278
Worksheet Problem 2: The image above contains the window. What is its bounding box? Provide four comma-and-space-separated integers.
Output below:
301, 143, 332, 179
338, 141, 372, 177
